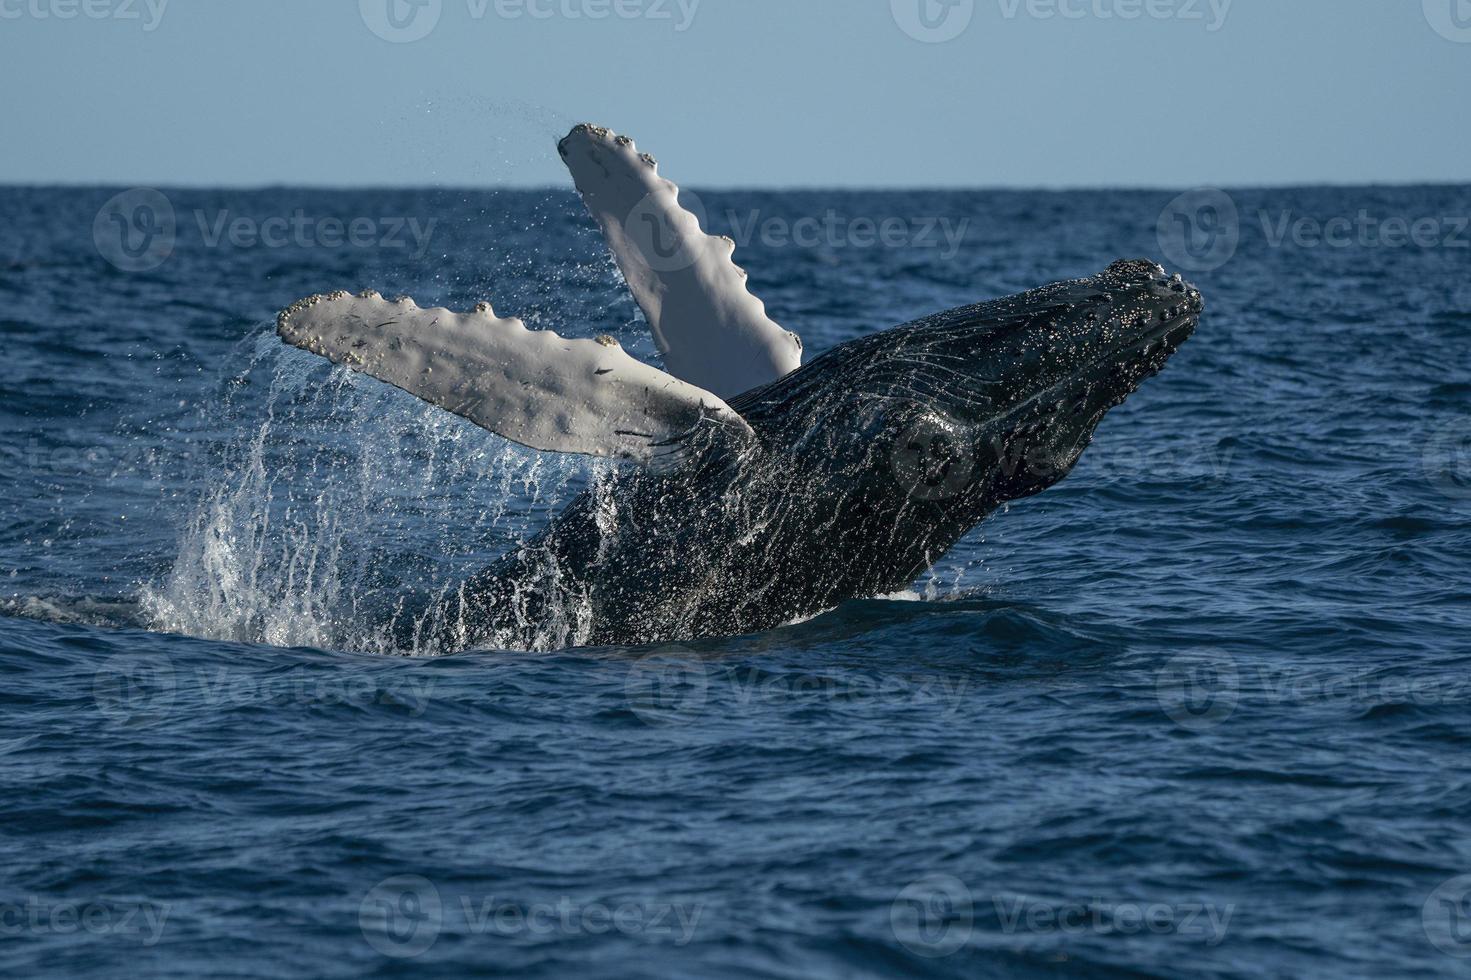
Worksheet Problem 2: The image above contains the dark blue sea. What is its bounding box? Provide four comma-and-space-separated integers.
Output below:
2, 182, 1470, 978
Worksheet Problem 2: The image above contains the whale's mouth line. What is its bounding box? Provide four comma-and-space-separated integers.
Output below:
980, 305, 1201, 436
1119, 308, 1201, 369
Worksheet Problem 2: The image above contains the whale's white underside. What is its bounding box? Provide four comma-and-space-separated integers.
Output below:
277, 123, 804, 463
557, 124, 802, 399
277, 290, 751, 461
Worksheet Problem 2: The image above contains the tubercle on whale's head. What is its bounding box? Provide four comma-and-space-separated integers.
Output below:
737, 258, 1202, 522
962, 258, 1203, 505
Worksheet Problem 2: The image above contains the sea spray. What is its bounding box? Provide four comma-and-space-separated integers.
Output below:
142, 329, 593, 654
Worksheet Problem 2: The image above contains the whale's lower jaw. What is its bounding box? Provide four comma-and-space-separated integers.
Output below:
434, 262, 1202, 652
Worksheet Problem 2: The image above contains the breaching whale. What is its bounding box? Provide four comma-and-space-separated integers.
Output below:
277, 124, 1203, 650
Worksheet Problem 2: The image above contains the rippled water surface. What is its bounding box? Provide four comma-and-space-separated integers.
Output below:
2, 183, 1470, 978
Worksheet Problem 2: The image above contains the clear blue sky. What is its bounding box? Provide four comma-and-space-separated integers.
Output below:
1, 0, 1467, 188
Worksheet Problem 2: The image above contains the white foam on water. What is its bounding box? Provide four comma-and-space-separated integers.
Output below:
142, 330, 593, 656
877, 589, 925, 602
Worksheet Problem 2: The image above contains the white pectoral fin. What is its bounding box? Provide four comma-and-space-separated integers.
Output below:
276, 290, 753, 463
559, 124, 803, 400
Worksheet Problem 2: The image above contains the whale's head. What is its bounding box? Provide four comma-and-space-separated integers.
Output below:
730, 259, 1202, 583
890, 257, 1203, 508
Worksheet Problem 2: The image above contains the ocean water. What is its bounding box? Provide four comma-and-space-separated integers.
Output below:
2, 182, 1470, 978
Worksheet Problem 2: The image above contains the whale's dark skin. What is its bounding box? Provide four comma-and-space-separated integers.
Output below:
442, 259, 1203, 650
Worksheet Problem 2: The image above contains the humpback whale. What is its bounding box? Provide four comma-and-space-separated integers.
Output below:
277, 124, 1203, 650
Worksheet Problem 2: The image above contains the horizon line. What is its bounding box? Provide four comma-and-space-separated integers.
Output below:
1, 179, 1468, 195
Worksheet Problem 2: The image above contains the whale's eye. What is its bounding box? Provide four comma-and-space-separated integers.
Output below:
886, 409, 975, 502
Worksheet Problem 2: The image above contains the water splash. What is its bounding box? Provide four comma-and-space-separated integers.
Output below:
142, 330, 593, 655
